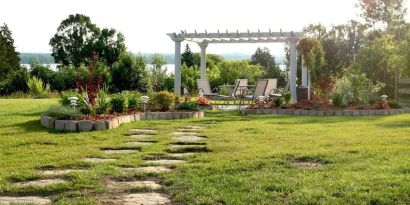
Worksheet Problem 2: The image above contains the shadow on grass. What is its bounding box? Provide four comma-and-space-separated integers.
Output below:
4, 119, 70, 135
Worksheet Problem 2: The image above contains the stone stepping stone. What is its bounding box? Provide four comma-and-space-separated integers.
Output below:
13, 178, 67, 187
168, 153, 196, 157
128, 134, 156, 139
37, 169, 85, 175
174, 136, 206, 142
185, 125, 205, 129
144, 159, 186, 165
0, 196, 51, 205
102, 149, 139, 154
128, 129, 157, 133
81, 158, 117, 163
125, 141, 156, 146
172, 131, 199, 136
123, 166, 171, 173
169, 144, 204, 148
291, 162, 324, 169
106, 180, 161, 191
122, 193, 170, 205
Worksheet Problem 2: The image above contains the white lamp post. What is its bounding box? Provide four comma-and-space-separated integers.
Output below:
68, 96, 79, 111
140, 96, 149, 112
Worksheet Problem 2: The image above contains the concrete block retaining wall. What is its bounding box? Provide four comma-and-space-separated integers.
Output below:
41, 111, 205, 132
242, 108, 410, 116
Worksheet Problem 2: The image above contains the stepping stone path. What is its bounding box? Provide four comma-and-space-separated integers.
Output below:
37, 169, 85, 175
125, 141, 156, 146
128, 129, 158, 133
106, 180, 162, 191
144, 159, 186, 165
169, 152, 196, 157
0, 196, 51, 205
102, 149, 139, 154
81, 157, 117, 163
172, 131, 199, 136
128, 134, 156, 139
13, 178, 66, 187
122, 193, 171, 205
175, 136, 206, 142
123, 166, 172, 173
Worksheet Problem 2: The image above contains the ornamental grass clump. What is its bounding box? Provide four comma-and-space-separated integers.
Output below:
27, 76, 50, 98
44, 105, 82, 120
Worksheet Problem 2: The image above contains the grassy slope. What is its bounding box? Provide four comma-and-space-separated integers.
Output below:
0, 99, 409, 204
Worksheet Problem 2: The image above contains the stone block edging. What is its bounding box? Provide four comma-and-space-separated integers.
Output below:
41, 111, 204, 132
242, 108, 410, 116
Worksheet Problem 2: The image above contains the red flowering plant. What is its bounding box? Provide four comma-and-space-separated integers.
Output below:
197, 96, 210, 106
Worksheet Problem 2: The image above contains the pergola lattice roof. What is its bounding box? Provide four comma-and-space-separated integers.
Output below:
167, 30, 303, 44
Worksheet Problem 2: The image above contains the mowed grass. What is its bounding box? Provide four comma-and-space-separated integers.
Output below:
0, 99, 409, 204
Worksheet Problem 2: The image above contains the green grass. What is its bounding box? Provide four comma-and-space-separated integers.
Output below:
0, 99, 409, 204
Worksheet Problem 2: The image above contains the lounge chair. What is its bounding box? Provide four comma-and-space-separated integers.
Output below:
196, 79, 219, 99
244, 78, 281, 103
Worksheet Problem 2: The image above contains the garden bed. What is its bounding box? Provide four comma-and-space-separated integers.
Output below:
242, 108, 410, 116
41, 111, 205, 132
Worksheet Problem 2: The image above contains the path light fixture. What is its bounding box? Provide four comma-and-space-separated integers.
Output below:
140, 96, 149, 112
381, 95, 388, 102
68, 96, 79, 111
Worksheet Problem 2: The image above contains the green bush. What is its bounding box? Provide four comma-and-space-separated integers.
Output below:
110, 94, 126, 113
331, 93, 344, 107
27, 76, 50, 98
128, 94, 141, 110
44, 105, 82, 120
176, 101, 198, 111
388, 100, 402, 109
150, 91, 175, 111
96, 90, 110, 114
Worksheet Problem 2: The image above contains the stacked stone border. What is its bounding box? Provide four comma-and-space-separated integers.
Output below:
41, 111, 205, 132
242, 108, 410, 116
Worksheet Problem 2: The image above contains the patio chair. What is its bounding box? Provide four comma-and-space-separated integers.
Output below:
196, 79, 219, 99
265, 79, 282, 100
243, 79, 268, 102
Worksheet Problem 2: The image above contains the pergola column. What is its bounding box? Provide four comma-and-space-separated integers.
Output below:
173, 40, 182, 96
301, 56, 308, 87
198, 41, 208, 79
289, 36, 298, 103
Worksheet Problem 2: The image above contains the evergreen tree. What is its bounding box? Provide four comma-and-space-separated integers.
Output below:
181, 44, 195, 67
0, 23, 20, 81
250, 47, 281, 79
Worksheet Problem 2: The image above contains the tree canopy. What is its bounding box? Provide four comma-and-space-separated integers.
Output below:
0, 23, 20, 81
49, 14, 125, 67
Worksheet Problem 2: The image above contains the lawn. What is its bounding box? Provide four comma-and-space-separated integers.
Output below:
0, 99, 409, 204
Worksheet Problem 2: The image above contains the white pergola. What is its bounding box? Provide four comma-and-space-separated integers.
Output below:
167, 30, 305, 103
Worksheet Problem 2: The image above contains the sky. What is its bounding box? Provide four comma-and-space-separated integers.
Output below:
1, 0, 410, 55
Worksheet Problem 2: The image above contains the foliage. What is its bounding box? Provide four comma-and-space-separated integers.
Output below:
150, 53, 168, 92
27, 76, 50, 98
29, 62, 55, 86
219, 60, 263, 85
44, 105, 82, 120
52, 65, 77, 91
150, 91, 175, 111
250, 47, 282, 79
358, 0, 406, 29
197, 96, 210, 106
0, 67, 29, 95
110, 52, 148, 92
0, 23, 20, 82
297, 37, 326, 84
95, 89, 109, 114
128, 92, 141, 110
181, 64, 200, 93
110, 94, 127, 113
59, 90, 80, 106
176, 101, 198, 111
315, 74, 335, 103
388, 99, 402, 108
49, 14, 125, 67
181, 44, 195, 67
331, 72, 384, 106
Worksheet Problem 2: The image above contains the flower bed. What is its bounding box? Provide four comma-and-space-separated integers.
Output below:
41, 111, 205, 132
242, 108, 410, 116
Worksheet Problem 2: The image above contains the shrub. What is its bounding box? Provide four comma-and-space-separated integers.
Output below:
150, 91, 175, 111
110, 94, 126, 113
331, 93, 344, 107
128, 93, 140, 110
96, 90, 110, 114
388, 100, 402, 109
27, 76, 50, 98
176, 101, 198, 111
197, 97, 210, 106
44, 105, 82, 120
